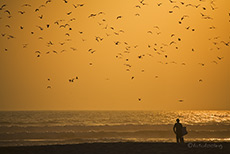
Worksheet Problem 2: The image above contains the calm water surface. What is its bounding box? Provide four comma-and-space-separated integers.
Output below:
0, 110, 229, 146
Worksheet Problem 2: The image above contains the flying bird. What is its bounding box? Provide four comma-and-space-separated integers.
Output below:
18, 11, 25, 14
181, 15, 189, 20
5, 25, 10, 28
173, 5, 180, 9
186, 26, 190, 30
67, 12, 72, 15
153, 26, 160, 29
221, 41, 229, 46
47, 41, 53, 46
98, 12, 105, 15
59, 24, 69, 28
169, 0, 176, 3
147, 31, 153, 34
157, 3, 162, 6
114, 41, 120, 45
217, 56, 224, 60
39, 5, 46, 8
59, 42, 65, 45
73, 4, 84, 8
198, 63, 205, 66
22, 4, 31, 7
38, 15, 43, 19
0, 4, 6, 10
96, 36, 103, 42
70, 47, 77, 51
169, 41, 176, 45
4, 10, 11, 15
69, 18, 76, 22
69, 79, 74, 82
46, 0, 51, 4
36, 26, 43, 30
116, 16, 122, 19
88, 13, 96, 18
7, 35, 15, 39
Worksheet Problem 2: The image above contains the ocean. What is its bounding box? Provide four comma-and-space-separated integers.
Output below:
0, 110, 229, 146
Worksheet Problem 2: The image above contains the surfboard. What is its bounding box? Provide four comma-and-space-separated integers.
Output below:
182, 127, 188, 136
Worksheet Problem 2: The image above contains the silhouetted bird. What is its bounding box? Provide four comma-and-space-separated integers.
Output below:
59, 24, 69, 28
88, 13, 96, 18
4, 10, 11, 15
212, 61, 218, 64
217, 56, 224, 60
38, 15, 43, 19
116, 16, 122, 19
221, 41, 229, 46
18, 11, 25, 14
0, 4, 6, 10
98, 12, 105, 15
114, 41, 120, 45
45, 0, 51, 4
73, 4, 84, 8
67, 12, 72, 15
199, 63, 205, 66
22, 4, 31, 7
157, 3, 162, 6
37, 26, 43, 30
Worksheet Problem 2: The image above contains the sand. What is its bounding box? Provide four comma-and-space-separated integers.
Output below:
0, 142, 229, 154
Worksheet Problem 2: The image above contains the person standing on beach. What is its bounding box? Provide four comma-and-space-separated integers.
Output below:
173, 119, 184, 143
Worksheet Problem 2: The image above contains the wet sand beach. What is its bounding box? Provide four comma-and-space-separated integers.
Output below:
1, 142, 229, 154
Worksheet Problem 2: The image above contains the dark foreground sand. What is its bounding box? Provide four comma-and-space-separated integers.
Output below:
0, 142, 229, 154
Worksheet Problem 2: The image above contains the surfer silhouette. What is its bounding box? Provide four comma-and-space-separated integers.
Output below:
173, 119, 185, 143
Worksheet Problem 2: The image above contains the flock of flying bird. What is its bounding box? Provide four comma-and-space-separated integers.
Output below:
0, 0, 229, 102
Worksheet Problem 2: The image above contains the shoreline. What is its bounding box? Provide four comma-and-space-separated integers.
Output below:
0, 142, 229, 154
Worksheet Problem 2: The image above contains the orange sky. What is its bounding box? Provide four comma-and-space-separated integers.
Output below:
0, 0, 229, 110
